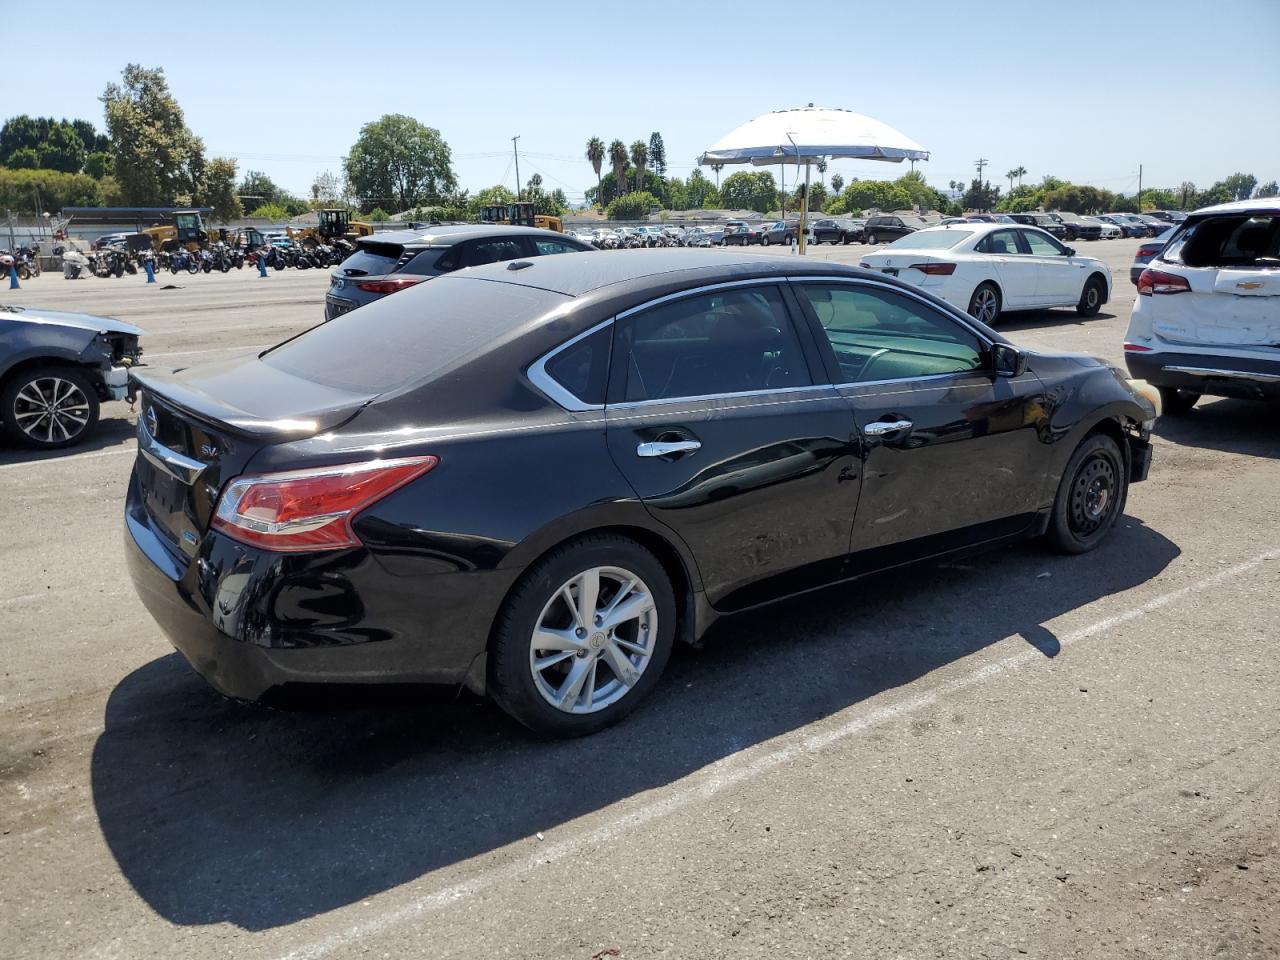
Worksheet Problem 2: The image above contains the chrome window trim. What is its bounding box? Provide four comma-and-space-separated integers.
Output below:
526, 317, 614, 412
606, 383, 836, 412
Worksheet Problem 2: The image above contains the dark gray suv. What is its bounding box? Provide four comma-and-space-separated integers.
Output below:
324, 225, 593, 319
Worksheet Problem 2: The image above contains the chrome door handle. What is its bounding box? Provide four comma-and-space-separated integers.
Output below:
637, 439, 701, 458
863, 419, 913, 437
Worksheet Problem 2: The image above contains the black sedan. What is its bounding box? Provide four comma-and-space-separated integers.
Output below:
1007, 213, 1070, 240
811, 218, 863, 244
126, 251, 1157, 736
722, 224, 764, 245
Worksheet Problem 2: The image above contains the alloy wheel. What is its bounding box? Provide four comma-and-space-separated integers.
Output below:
529, 565, 658, 715
12, 377, 92, 444
1068, 453, 1117, 537
972, 288, 999, 324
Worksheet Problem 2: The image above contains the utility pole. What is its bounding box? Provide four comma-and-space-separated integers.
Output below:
512, 135, 522, 201
1137, 163, 1143, 211
974, 159, 989, 212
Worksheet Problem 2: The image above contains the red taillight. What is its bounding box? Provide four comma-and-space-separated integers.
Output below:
356, 277, 425, 294
909, 262, 957, 276
211, 457, 438, 552
1123, 342, 1153, 352
1136, 269, 1191, 297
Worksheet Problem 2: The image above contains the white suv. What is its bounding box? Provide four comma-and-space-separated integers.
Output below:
1124, 198, 1280, 414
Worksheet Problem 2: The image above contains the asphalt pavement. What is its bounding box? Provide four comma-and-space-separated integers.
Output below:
1, 241, 1277, 960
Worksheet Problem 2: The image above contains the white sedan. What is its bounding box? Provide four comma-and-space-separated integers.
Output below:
1084, 216, 1124, 239
859, 223, 1112, 325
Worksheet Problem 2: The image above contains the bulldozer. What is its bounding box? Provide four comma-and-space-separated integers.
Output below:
287, 208, 373, 250
479, 201, 563, 233
143, 210, 209, 252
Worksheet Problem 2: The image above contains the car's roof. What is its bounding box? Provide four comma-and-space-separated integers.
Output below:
1192, 198, 1280, 216
362, 224, 571, 247
454, 248, 858, 297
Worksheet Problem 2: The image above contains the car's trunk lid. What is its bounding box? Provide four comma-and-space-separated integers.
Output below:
131, 360, 375, 562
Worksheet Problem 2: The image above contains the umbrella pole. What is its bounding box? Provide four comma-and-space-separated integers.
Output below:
799, 160, 810, 255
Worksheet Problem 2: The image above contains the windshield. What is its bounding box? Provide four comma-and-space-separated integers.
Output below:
886, 230, 973, 249
263, 276, 570, 393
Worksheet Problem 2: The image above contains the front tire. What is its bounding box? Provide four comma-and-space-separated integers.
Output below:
967, 282, 1002, 326
1046, 433, 1127, 554
1, 366, 100, 449
488, 534, 676, 736
1077, 275, 1106, 316
1158, 386, 1200, 415
865, 232, 877, 245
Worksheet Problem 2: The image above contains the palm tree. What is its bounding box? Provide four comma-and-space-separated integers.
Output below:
630, 140, 648, 193
711, 163, 723, 188
1014, 165, 1027, 187
585, 137, 604, 210
608, 140, 627, 202
830, 173, 844, 196
1006, 169, 1018, 194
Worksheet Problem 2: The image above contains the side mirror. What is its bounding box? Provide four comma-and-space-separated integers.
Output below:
1064, 246, 1076, 257
991, 342, 1028, 377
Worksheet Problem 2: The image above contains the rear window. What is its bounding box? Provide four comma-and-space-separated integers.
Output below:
1162, 215, 1280, 268
340, 242, 402, 277
262, 276, 570, 394
887, 230, 972, 249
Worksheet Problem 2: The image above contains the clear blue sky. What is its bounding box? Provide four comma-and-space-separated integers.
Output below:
13, 0, 1280, 204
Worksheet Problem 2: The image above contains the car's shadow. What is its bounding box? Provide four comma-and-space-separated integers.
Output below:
0, 414, 134, 466
91, 522, 1179, 931
1156, 397, 1280, 459
999, 308, 1119, 334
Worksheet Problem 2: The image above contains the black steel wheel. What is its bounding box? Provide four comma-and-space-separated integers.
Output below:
1046, 433, 1127, 554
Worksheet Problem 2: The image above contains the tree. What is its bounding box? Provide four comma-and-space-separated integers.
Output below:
1006, 168, 1019, 194
1217, 172, 1258, 202
1109, 193, 1140, 213
0, 116, 43, 166
720, 170, 778, 213
310, 170, 345, 205
1013, 165, 1027, 187
840, 180, 913, 214
683, 168, 719, 209
198, 157, 243, 222
1257, 180, 1279, 199
246, 202, 293, 221
606, 191, 660, 220
962, 178, 1000, 213
629, 140, 648, 193
84, 151, 113, 179
523, 173, 568, 217
608, 140, 628, 204
467, 184, 516, 216
585, 137, 605, 210
101, 64, 205, 205
710, 163, 724, 188
7, 147, 38, 169
830, 173, 844, 196
647, 132, 666, 178
71, 119, 108, 156
586, 169, 665, 207
344, 114, 457, 214
238, 170, 286, 209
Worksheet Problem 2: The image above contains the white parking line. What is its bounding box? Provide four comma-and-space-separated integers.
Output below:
0, 446, 134, 472
273, 546, 1280, 960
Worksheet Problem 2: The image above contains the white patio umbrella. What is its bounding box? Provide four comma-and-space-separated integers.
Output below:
699, 105, 929, 254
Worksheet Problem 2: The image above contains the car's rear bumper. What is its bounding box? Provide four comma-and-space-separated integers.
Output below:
1125, 348, 1280, 400
125, 475, 512, 699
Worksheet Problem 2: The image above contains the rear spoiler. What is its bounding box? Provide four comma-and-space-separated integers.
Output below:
130, 368, 370, 439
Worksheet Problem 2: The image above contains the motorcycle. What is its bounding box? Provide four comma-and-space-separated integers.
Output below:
169, 248, 201, 275
14, 244, 41, 279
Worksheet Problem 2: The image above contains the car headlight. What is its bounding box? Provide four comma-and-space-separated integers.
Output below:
1127, 378, 1162, 418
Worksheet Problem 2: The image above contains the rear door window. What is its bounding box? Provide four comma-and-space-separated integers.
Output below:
461, 237, 533, 267
397, 249, 448, 275
614, 286, 812, 403
1163, 215, 1280, 268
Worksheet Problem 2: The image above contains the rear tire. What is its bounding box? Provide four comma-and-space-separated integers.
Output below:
1158, 386, 1200, 415
1046, 433, 1127, 554
488, 534, 676, 737
865, 232, 877, 244
1077, 275, 1106, 316
967, 282, 1002, 326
